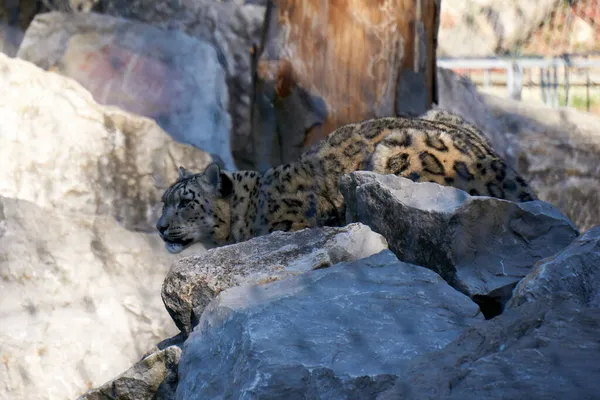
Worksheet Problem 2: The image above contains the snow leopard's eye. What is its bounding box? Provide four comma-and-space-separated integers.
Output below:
177, 199, 192, 210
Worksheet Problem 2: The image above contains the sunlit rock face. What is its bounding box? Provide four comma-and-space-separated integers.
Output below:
0, 51, 211, 400
0, 52, 212, 232
0, 195, 200, 400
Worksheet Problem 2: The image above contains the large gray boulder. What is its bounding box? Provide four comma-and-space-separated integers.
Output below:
380, 299, 600, 400
0, 52, 212, 232
176, 251, 483, 399
437, 67, 600, 232
17, 11, 235, 170
341, 172, 579, 300
99, 0, 266, 169
380, 225, 600, 400
508, 226, 600, 309
162, 223, 388, 334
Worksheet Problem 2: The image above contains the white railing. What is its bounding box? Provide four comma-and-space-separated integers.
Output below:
438, 55, 600, 110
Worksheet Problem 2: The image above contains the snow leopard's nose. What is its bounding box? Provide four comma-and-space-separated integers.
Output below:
156, 219, 169, 235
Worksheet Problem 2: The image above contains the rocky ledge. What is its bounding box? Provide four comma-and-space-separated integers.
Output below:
79, 171, 599, 400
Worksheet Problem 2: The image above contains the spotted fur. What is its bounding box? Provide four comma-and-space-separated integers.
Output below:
157, 110, 537, 253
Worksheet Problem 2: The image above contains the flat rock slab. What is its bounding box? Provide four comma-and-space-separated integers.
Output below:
176, 251, 482, 399
508, 225, 600, 309
18, 11, 235, 169
341, 172, 579, 297
161, 223, 388, 334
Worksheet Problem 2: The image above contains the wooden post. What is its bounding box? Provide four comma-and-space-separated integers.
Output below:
252, 0, 440, 168
563, 55, 570, 108
586, 55, 591, 112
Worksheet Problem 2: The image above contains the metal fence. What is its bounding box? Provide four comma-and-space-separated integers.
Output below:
438, 54, 600, 111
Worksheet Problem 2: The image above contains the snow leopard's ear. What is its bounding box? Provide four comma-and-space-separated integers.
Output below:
178, 166, 194, 181
200, 163, 233, 198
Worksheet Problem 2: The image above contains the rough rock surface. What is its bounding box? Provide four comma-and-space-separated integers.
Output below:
438, 0, 561, 56
380, 299, 600, 400
508, 226, 600, 309
341, 172, 579, 297
162, 223, 389, 334
78, 345, 181, 400
176, 251, 483, 399
0, 52, 211, 232
100, 0, 266, 169
17, 11, 235, 170
437, 67, 600, 232
380, 226, 600, 400
0, 196, 200, 400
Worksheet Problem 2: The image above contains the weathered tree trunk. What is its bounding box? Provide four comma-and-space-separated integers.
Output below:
252, 0, 441, 169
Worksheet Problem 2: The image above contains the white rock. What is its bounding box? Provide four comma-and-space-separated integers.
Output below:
0, 196, 201, 400
0, 52, 212, 231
